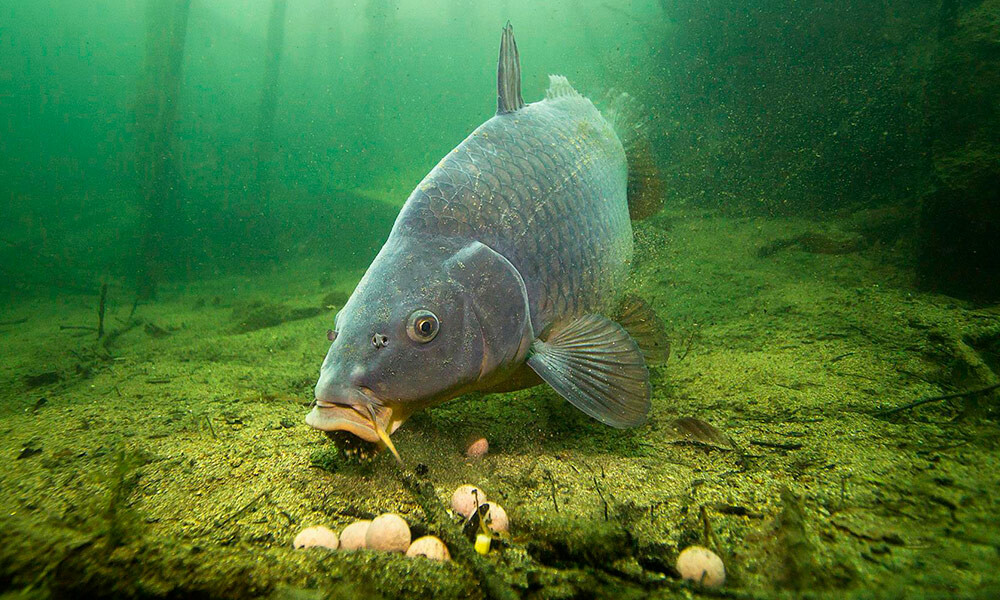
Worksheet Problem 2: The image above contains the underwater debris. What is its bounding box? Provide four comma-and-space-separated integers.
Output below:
16, 440, 42, 460
97, 282, 108, 339
321, 290, 349, 309
674, 323, 701, 361
309, 436, 380, 475
522, 512, 633, 570
99, 319, 141, 350
293, 526, 339, 550
878, 329, 1000, 418
756, 232, 865, 257
830, 509, 905, 546
193, 412, 218, 438
712, 503, 763, 519
876, 382, 1000, 418
666, 417, 734, 450
23, 371, 61, 388
216, 489, 271, 528
59, 324, 98, 336
749, 439, 803, 451
229, 300, 324, 333
777, 487, 817, 591
99, 447, 148, 551
543, 469, 560, 513
143, 322, 171, 338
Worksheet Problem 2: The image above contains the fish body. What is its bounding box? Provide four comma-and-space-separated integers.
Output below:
308, 24, 664, 454
396, 75, 632, 335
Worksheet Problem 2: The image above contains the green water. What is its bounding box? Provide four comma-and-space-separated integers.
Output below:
2, 1, 999, 598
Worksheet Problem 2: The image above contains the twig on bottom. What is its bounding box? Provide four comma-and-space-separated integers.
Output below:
875, 383, 1000, 417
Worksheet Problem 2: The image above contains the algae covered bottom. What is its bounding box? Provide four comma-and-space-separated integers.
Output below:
2, 209, 1000, 599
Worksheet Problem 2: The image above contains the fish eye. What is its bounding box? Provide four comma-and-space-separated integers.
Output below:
327, 329, 337, 342
407, 309, 439, 343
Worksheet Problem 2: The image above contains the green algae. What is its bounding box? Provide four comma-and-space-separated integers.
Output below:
98, 447, 149, 551
2, 208, 999, 599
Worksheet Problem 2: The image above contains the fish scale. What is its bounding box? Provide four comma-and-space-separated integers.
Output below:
395, 90, 630, 331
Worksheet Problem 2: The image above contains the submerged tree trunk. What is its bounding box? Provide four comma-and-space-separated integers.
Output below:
254, 0, 288, 196
135, 0, 191, 299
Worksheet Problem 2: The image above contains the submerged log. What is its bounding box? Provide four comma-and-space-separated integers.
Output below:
254, 0, 288, 195
134, 0, 192, 299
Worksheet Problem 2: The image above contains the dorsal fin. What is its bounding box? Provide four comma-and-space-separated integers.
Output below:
496, 22, 525, 115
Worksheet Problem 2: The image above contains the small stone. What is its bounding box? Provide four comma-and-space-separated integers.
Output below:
293, 526, 339, 550
365, 513, 411, 553
465, 437, 489, 459
483, 502, 509, 533
676, 545, 725, 588
451, 484, 487, 519
339, 520, 371, 551
405, 535, 450, 561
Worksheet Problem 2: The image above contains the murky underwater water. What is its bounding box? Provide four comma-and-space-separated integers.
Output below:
2, 1, 999, 598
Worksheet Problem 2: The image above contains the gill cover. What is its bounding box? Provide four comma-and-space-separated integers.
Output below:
446, 241, 534, 385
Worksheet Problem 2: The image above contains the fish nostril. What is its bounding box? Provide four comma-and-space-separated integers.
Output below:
371, 333, 389, 349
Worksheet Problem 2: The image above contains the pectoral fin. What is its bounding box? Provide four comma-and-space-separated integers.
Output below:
527, 314, 650, 428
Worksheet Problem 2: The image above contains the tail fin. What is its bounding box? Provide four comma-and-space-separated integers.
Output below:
603, 92, 665, 221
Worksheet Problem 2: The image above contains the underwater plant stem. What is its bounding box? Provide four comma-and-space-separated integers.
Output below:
216, 489, 270, 527
127, 294, 140, 321
876, 383, 1000, 417
543, 469, 560, 513
97, 282, 108, 339
203, 414, 217, 439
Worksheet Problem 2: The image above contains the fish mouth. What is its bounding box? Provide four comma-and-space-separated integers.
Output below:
306, 388, 409, 462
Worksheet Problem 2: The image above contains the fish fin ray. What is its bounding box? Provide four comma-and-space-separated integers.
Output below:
497, 22, 525, 115
527, 314, 650, 428
615, 294, 670, 364
545, 74, 581, 100
602, 91, 665, 220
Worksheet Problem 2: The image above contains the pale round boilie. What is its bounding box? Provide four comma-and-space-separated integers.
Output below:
676, 545, 726, 588
293, 526, 339, 550
405, 535, 451, 561
365, 513, 411, 553
451, 484, 487, 519
339, 520, 371, 551
465, 437, 489, 459
483, 502, 509, 533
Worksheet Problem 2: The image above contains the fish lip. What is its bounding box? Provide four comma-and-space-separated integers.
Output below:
306, 388, 403, 444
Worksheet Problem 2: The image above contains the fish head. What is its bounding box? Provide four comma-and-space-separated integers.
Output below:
308, 239, 532, 453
